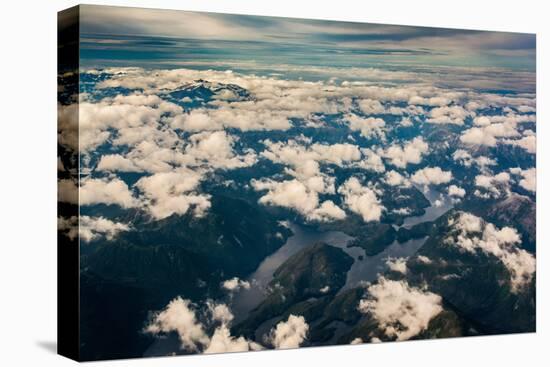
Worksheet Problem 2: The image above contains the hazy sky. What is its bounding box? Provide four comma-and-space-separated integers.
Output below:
78, 5, 536, 73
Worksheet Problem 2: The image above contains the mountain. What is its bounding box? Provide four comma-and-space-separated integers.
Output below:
79, 194, 290, 360
461, 193, 536, 252
235, 242, 353, 338
166, 79, 252, 107
406, 210, 536, 334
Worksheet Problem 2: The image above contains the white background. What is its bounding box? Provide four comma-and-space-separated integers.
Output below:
0, 0, 547, 366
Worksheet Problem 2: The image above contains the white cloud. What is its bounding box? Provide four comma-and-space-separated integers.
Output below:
510, 167, 536, 192
460, 127, 497, 146
310, 143, 362, 166
483, 122, 521, 138
385, 257, 408, 274
453, 212, 483, 233
447, 185, 466, 198
77, 67, 536, 237
145, 297, 209, 352
112, 125, 179, 152
172, 107, 292, 132
167, 74, 381, 133
452, 149, 497, 169
448, 212, 536, 293
476, 172, 508, 188
411, 167, 452, 186
408, 95, 452, 107
85, 68, 534, 148
78, 216, 130, 242
222, 277, 251, 292
107, 140, 187, 174
417, 255, 433, 264
252, 178, 345, 222
356, 148, 386, 173
185, 131, 257, 169
392, 208, 411, 215
475, 113, 535, 126
427, 105, 470, 125
503, 135, 536, 154
57, 157, 65, 171
460, 114, 525, 148
100, 130, 257, 175
474, 172, 510, 198
110, 93, 164, 106
399, 117, 413, 127
135, 168, 211, 219
517, 106, 535, 113
204, 325, 261, 354
358, 277, 443, 340
58, 178, 79, 205
262, 139, 361, 169
57, 216, 79, 241
253, 179, 318, 214
473, 116, 491, 126
357, 99, 385, 114
80, 177, 138, 208
378, 137, 429, 168
384, 170, 409, 187
57, 103, 79, 151
308, 200, 346, 222
77, 100, 179, 152
269, 315, 309, 349
170, 110, 214, 131
338, 177, 384, 222
253, 139, 356, 222
518, 168, 536, 192
344, 114, 386, 139
97, 154, 143, 172
89, 64, 532, 95
208, 302, 235, 325
147, 297, 262, 354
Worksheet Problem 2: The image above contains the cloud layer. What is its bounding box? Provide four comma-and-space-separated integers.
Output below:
359, 277, 443, 340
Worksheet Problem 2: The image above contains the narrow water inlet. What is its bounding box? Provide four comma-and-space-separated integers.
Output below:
231, 187, 452, 322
